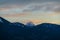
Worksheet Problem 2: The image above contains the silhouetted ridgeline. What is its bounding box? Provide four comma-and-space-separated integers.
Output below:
0, 17, 60, 40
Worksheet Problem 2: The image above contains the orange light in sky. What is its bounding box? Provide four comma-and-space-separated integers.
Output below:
22, 19, 43, 24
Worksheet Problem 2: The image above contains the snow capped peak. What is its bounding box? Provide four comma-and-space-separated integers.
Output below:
26, 22, 35, 26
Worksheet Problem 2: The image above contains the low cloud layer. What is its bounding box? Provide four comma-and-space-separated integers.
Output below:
23, 2, 60, 13
0, 2, 60, 14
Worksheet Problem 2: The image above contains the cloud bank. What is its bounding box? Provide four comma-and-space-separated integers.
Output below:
0, 2, 60, 14
23, 2, 60, 13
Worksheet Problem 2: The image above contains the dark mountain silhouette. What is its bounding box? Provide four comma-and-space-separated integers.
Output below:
12, 22, 25, 27
0, 17, 60, 40
0, 17, 11, 24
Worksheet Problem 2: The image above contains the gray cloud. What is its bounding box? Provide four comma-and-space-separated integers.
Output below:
23, 2, 60, 12
0, 0, 60, 14
0, 0, 60, 5
0, 0, 60, 8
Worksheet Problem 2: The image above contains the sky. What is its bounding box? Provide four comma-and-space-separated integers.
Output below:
0, 0, 60, 24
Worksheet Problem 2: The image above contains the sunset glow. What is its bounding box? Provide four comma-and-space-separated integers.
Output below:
0, 0, 60, 24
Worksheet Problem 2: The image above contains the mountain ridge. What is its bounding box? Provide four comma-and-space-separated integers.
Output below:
0, 16, 60, 26
0, 16, 60, 40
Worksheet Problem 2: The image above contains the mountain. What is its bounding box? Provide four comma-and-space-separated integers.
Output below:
0, 17, 60, 40
35, 23, 60, 33
26, 22, 35, 27
0, 17, 25, 27
12, 22, 25, 27
0, 17, 26, 40
0, 17, 11, 24
36, 23, 60, 28
31, 23, 60, 40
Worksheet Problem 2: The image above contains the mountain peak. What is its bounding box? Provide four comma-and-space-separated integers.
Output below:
26, 22, 35, 26
0, 17, 10, 24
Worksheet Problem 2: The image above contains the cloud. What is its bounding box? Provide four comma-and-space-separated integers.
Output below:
0, 8, 24, 14
23, 2, 60, 13
0, 2, 60, 14
0, 0, 60, 4
1, 13, 29, 17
